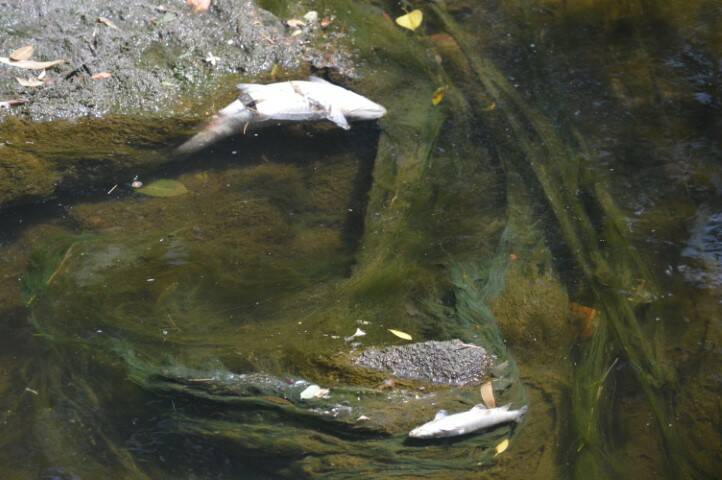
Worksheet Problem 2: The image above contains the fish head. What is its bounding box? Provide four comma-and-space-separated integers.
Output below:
339, 92, 387, 121
408, 423, 437, 439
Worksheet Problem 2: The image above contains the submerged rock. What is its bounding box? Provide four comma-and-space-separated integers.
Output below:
353, 339, 496, 386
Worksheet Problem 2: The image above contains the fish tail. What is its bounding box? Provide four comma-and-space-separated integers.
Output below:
515, 405, 529, 422
175, 100, 253, 156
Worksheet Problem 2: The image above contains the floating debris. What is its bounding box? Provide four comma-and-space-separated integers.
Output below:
432, 86, 446, 106
395, 9, 423, 32
495, 438, 510, 456
388, 328, 412, 341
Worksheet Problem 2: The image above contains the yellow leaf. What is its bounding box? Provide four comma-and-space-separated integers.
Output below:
388, 329, 412, 341
494, 438, 509, 456
10, 45, 33, 62
395, 9, 423, 31
480, 381, 496, 408
431, 86, 446, 106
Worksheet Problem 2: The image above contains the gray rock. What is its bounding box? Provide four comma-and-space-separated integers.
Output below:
353, 339, 496, 386
0, 0, 354, 121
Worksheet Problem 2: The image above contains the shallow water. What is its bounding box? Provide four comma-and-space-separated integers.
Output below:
1, 1, 721, 479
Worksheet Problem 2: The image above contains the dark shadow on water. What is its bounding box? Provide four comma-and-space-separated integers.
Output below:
0, 121, 381, 259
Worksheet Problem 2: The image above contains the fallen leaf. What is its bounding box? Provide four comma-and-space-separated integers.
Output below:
388, 329, 412, 341
480, 381, 496, 408
432, 86, 446, 106
0, 98, 27, 108
186, 0, 211, 13
16, 77, 43, 87
495, 438, 509, 456
395, 9, 423, 31
570, 302, 597, 339
91, 71, 112, 80
136, 179, 188, 197
97, 17, 119, 29
10, 45, 33, 62
0, 57, 66, 70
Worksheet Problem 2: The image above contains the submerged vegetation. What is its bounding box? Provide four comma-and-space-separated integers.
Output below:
0, 0, 720, 478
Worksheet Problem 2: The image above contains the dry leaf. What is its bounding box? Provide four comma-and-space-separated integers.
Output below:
388, 329, 412, 341
16, 77, 44, 87
186, 0, 211, 13
431, 86, 446, 106
97, 17, 119, 29
10, 45, 33, 61
480, 381, 496, 408
0, 98, 27, 108
395, 9, 423, 31
495, 438, 509, 456
91, 71, 112, 80
0, 57, 66, 70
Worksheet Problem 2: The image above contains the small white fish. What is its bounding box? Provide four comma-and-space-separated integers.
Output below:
408, 404, 528, 439
176, 76, 386, 155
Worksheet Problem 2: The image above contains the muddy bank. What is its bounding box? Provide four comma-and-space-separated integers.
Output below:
0, 0, 355, 212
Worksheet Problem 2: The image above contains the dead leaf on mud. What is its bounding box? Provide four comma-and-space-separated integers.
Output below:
0, 98, 27, 108
91, 71, 112, 80
10, 45, 34, 61
480, 381, 496, 408
186, 0, 211, 13
97, 17, 119, 29
0, 57, 66, 70
16, 77, 44, 87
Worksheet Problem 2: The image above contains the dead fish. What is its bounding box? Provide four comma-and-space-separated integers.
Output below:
176, 76, 386, 155
408, 403, 528, 439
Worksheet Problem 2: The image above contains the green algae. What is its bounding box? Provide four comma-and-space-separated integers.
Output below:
1, 0, 721, 479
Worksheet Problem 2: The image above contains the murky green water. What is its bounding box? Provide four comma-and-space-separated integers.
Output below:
1, 1, 720, 478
